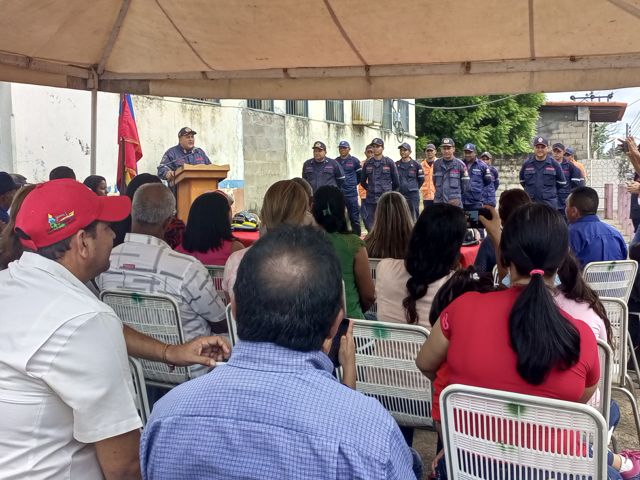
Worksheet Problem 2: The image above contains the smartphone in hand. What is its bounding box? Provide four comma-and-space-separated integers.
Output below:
327, 318, 350, 368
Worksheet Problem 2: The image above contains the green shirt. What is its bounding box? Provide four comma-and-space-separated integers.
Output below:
328, 232, 366, 319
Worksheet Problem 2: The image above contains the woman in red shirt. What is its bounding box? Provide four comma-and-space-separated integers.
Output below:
417, 203, 639, 479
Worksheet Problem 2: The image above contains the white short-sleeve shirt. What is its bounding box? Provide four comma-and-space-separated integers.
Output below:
0, 253, 142, 480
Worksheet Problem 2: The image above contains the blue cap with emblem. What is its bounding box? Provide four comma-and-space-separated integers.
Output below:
552, 142, 565, 151
425, 144, 436, 151
398, 142, 412, 151
533, 136, 549, 147
371, 138, 384, 147
338, 140, 350, 148
565, 147, 575, 156
463, 143, 476, 152
440, 138, 455, 147
312, 141, 327, 150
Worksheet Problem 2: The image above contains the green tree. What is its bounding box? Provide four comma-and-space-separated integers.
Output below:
590, 123, 609, 159
415, 94, 545, 155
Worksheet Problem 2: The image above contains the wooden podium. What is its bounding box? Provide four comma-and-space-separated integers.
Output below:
174, 164, 230, 220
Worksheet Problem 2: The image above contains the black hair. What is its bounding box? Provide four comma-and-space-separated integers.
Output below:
500, 203, 580, 385
568, 186, 599, 216
234, 225, 342, 351
312, 185, 349, 234
429, 266, 501, 326
557, 253, 612, 345
49, 166, 76, 181
498, 189, 531, 224
182, 192, 233, 253
83, 175, 106, 194
402, 204, 467, 324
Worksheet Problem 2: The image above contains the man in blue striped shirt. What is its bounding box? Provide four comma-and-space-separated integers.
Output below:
140, 226, 419, 480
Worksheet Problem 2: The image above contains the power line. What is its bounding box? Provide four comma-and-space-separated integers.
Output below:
413, 94, 520, 111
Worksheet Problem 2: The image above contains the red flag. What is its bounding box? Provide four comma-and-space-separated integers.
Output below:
117, 93, 143, 191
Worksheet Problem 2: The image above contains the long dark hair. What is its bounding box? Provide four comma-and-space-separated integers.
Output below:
557, 253, 612, 345
182, 192, 233, 253
429, 266, 501, 326
500, 203, 580, 385
312, 186, 349, 234
402, 204, 466, 324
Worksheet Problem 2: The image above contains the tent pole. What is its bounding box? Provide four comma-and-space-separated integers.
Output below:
90, 69, 98, 175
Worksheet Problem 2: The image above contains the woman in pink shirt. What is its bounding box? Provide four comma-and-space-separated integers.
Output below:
176, 192, 244, 266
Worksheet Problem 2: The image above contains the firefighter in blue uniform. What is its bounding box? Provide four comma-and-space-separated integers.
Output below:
301, 141, 345, 193
335, 140, 363, 235
395, 143, 424, 220
551, 142, 585, 220
360, 137, 399, 224
480, 151, 499, 207
461, 143, 493, 210
433, 138, 469, 207
519, 137, 566, 208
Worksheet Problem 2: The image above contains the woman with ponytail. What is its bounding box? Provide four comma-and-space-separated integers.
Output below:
416, 203, 640, 479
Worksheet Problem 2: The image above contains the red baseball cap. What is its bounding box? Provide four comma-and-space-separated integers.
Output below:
15, 179, 131, 250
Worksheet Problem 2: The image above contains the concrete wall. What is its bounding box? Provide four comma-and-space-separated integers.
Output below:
536, 117, 589, 160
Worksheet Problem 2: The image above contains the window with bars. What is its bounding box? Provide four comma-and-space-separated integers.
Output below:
247, 99, 274, 112
286, 100, 309, 117
326, 100, 344, 123
397, 100, 410, 132
183, 98, 221, 105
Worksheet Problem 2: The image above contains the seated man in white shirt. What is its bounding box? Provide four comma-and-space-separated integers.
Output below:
98, 183, 227, 375
0, 179, 229, 480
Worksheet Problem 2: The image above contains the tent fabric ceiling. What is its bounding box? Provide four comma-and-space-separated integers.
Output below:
0, 0, 639, 99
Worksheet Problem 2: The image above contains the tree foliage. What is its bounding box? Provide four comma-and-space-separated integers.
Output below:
415, 94, 546, 155
590, 123, 609, 159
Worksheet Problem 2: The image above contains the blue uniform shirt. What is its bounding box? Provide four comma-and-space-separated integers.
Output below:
336, 154, 362, 197
0, 207, 8, 224
558, 159, 585, 209
360, 156, 400, 204
569, 214, 628, 268
432, 158, 469, 206
519, 155, 566, 209
395, 159, 425, 195
302, 158, 345, 193
140, 341, 417, 480
462, 158, 493, 207
482, 165, 499, 207
157, 144, 211, 180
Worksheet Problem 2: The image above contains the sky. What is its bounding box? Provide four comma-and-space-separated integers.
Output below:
546, 87, 640, 140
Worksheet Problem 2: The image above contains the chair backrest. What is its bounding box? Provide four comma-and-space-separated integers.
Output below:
440, 384, 608, 480
128, 356, 151, 426
583, 259, 638, 303
225, 303, 238, 347
350, 318, 433, 428
205, 265, 228, 305
366, 258, 382, 315
600, 296, 629, 386
100, 289, 191, 386
587, 340, 612, 423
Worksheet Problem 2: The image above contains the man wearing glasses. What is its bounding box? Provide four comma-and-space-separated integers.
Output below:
551, 142, 585, 221
519, 137, 566, 208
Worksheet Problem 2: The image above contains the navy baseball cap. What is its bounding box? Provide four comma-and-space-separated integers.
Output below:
338, 140, 350, 148
480, 151, 492, 159
370, 138, 384, 147
440, 138, 455, 147
312, 141, 327, 150
0, 172, 18, 195
425, 144, 436, 151
463, 143, 476, 152
552, 142, 565, 151
565, 147, 575, 156
533, 136, 549, 146
398, 143, 412, 151
178, 127, 196, 136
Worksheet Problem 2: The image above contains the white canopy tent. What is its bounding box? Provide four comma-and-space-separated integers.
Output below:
1, 0, 639, 170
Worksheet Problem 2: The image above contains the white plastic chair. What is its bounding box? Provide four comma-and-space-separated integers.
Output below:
366, 258, 381, 316
491, 264, 499, 287
100, 289, 191, 387
205, 265, 229, 305
225, 303, 238, 347
583, 259, 638, 303
601, 297, 640, 444
588, 340, 612, 427
128, 356, 151, 426
440, 384, 608, 480
349, 318, 433, 428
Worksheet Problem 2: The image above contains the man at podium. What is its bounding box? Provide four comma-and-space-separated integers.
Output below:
157, 127, 211, 182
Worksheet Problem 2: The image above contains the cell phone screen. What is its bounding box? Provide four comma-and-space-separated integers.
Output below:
327, 318, 350, 367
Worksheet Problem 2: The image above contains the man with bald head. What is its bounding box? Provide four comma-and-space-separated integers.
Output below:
98, 183, 227, 376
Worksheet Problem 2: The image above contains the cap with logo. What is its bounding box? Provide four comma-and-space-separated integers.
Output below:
178, 127, 196, 137
480, 151, 493, 160
14, 179, 131, 250
565, 147, 575, 156
312, 141, 327, 150
0, 172, 18, 195
440, 138, 455, 147
398, 142, 412, 151
533, 136, 549, 147
552, 142, 565, 151
338, 140, 350, 148
463, 143, 476, 152
370, 138, 384, 147
425, 144, 436, 151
